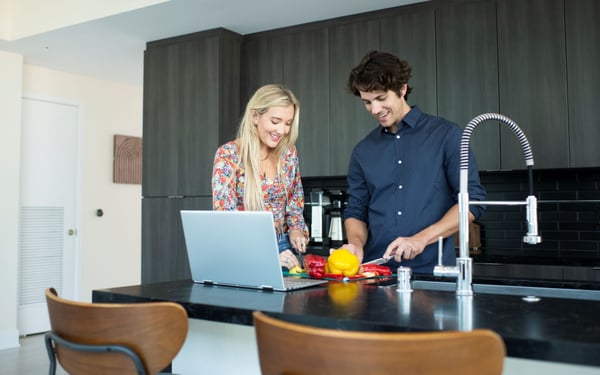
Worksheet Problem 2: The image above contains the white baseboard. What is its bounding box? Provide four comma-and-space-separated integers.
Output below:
0, 328, 19, 350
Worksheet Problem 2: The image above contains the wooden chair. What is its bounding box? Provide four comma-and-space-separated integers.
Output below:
253, 311, 505, 375
45, 287, 188, 375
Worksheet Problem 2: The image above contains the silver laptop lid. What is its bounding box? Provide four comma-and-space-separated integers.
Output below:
180, 210, 286, 291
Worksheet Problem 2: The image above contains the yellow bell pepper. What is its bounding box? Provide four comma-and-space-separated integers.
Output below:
327, 249, 360, 276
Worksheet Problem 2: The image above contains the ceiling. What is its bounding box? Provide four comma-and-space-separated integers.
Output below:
0, 0, 428, 86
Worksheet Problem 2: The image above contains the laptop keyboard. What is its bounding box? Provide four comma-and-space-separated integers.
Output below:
283, 277, 327, 290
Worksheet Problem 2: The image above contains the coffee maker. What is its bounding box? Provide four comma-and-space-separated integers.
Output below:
309, 190, 327, 243
325, 190, 346, 247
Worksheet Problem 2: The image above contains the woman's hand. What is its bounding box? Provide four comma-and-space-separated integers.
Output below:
279, 249, 301, 269
289, 230, 308, 253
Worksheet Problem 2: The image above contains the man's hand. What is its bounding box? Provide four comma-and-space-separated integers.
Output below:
383, 236, 426, 262
330, 243, 364, 264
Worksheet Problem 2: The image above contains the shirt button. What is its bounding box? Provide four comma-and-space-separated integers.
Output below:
398, 185, 403, 189
397, 211, 402, 216
396, 135, 401, 139
398, 160, 402, 164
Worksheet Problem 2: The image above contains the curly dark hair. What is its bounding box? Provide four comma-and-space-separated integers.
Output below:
347, 51, 413, 100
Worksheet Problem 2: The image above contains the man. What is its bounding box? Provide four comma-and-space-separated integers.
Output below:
341, 51, 486, 274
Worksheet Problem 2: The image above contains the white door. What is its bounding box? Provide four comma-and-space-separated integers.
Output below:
18, 97, 79, 335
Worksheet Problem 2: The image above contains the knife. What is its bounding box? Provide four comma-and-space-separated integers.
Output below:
362, 255, 393, 265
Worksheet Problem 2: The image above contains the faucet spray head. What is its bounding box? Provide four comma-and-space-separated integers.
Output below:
523, 195, 542, 244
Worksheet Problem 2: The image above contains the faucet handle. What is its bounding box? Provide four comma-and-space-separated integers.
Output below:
433, 236, 460, 277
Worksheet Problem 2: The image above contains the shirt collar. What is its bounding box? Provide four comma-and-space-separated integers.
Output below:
379, 105, 422, 134
400, 105, 421, 129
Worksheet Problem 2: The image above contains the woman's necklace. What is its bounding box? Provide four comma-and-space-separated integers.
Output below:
260, 154, 276, 179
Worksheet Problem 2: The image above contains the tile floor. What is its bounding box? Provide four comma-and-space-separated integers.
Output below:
0, 333, 67, 374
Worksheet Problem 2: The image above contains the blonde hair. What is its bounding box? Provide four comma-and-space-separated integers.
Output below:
237, 84, 300, 211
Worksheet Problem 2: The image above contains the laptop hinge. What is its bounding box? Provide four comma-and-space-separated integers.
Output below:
202, 280, 215, 286
259, 285, 274, 291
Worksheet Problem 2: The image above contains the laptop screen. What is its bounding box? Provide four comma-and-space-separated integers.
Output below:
180, 210, 287, 290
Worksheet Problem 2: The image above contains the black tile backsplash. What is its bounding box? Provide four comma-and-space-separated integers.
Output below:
478, 168, 600, 263
302, 167, 600, 266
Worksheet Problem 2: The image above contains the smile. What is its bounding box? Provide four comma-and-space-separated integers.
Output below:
377, 110, 390, 119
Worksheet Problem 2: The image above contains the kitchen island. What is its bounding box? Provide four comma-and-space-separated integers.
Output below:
93, 278, 600, 374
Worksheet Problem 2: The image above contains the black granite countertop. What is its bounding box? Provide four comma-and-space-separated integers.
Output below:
93, 279, 600, 367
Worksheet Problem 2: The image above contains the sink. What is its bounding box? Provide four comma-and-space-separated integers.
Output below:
411, 280, 600, 301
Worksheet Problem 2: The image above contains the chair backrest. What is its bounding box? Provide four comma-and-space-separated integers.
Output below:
45, 287, 188, 375
253, 311, 505, 375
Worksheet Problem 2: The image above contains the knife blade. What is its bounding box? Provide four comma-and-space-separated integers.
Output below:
362, 256, 392, 265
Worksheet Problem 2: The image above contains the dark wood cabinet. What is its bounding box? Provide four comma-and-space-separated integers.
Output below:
328, 19, 380, 175
178, 36, 236, 196
563, 266, 600, 283
474, 263, 563, 281
435, 0, 500, 171
142, 44, 179, 197
497, 0, 569, 170
380, 7, 437, 115
143, 29, 241, 198
475, 263, 600, 283
141, 197, 211, 284
565, 0, 600, 167
283, 27, 330, 177
240, 34, 284, 106
142, 29, 241, 283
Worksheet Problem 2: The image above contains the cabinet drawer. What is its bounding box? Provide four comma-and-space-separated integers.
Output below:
473, 263, 563, 280
563, 266, 600, 282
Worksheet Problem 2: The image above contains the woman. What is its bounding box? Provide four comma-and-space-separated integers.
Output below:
212, 84, 309, 269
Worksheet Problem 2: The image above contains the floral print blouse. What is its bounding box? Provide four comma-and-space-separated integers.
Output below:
212, 141, 309, 237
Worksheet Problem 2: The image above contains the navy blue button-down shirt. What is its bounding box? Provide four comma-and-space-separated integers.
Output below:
343, 106, 486, 274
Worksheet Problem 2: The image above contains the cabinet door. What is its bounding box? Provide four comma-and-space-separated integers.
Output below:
435, 0, 500, 171
473, 263, 513, 279
497, 0, 568, 170
142, 197, 212, 284
142, 45, 179, 196
179, 37, 221, 196
240, 34, 284, 106
141, 198, 182, 283
177, 197, 213, 281
512, 264, 563, 281
328, 19, 380, 175
284, 27, 330, 177
563, 266, 600, 282
380, 7, 437, 115
566, 0, 600, 167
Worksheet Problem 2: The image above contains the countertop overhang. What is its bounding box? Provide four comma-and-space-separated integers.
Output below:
93, 278, 600, 367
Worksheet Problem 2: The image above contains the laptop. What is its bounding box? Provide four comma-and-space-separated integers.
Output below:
180, 210, 328, 292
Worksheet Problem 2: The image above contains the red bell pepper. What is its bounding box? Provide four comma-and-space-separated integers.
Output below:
359, 264, 392, 276
303, 254, 326, 279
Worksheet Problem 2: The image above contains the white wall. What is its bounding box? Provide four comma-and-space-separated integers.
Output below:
1, 0, 168, 40
0, 50, 23, 350
0, 59, 143, 350
23, 65, 144, 298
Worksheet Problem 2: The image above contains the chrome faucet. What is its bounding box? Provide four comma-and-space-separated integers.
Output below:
434, 113, 542, 296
